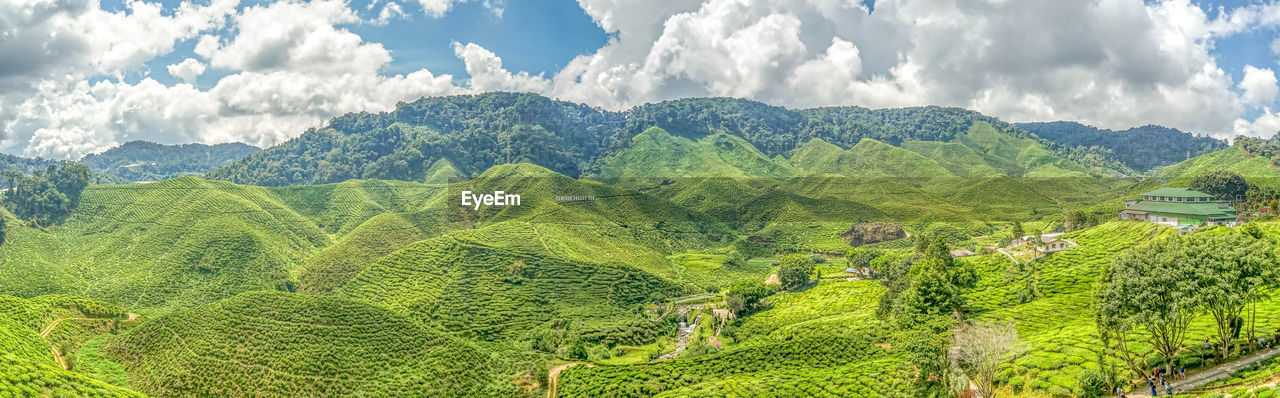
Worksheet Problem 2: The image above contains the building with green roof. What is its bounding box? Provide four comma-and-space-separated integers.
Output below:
1118, 187, 1238, 228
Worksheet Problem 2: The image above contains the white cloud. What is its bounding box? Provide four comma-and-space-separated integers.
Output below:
3, 0, 461, 159
166, 58, 207, 84
415, 0, 502, 18
371, 2, 408, 25
549, 0, 1280, 139
452, 42, 551, 93
1241, 65, 1280, 107
1235, 109, 1280, 138
7, 0, 1280, 159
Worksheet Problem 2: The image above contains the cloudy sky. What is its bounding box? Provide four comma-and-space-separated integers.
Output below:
1, 0, 1278, 159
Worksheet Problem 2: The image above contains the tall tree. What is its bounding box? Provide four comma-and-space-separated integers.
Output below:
1010, 221, 1025, 242
1096, 237, 1200, 376
776, 254, 815, 290
1184, 232, 1276, 359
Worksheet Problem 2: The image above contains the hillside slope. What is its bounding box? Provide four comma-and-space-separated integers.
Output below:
104, 291, 536, 397
208, 93, 1116, 186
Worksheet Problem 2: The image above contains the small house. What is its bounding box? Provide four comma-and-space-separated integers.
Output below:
949, 249, 976, 258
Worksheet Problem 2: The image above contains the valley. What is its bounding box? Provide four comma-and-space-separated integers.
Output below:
2, 93, 1280, 397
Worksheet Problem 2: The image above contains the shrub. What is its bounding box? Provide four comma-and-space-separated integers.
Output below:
1008, 377, 1024, 393
1076, 369, 1108, 398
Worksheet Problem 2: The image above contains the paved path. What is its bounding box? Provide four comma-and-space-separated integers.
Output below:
1127, 348, 1280, 397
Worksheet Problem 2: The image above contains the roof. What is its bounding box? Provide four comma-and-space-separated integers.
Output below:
1139, 187, 1213, 199
949, 249, 976, 257
1125, 201, 1236, 217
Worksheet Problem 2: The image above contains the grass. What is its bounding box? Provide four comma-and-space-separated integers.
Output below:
558, 280, 912, 397
103, 291, 541, 397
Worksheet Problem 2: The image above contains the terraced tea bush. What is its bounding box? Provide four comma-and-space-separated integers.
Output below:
105, 291, 539, 397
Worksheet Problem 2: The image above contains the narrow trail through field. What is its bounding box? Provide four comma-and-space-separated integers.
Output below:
547, 362, 594, 398
1127, 347, 1280, 397
39, 313, 138, 370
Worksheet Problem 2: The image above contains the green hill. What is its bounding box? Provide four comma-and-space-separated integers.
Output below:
208, 93, 1114, 186
899, 139, 1005, 178
588, 127, 795, 183
0, 295, 141, 397
0, 177, 328, 312
790, 137, 959, 184
338, 236, 684, 344
297, 213, 426, 294
1157, 145, 1280, 186
952, 122, 1092, 178
103, 291, 537, 397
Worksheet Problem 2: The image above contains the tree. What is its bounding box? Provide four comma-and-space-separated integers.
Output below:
776, 254, 815, 290
1010, 221, 1025, 243
1191, 170, 1251, 201
1184, 232, 1276, 359
951, 321, 1026, 398
0, 171, 20, 190
1096, 237, 1200, 376
846, 248, 883, 269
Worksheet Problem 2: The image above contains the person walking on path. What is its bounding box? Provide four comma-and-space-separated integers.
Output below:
1164, 382, 1173, 397
1179, 365, 1185, 379
1149, 377, 1159, 396
1116, 385, 1126, 398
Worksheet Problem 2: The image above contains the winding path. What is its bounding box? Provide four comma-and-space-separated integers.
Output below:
39, 313, 138, 370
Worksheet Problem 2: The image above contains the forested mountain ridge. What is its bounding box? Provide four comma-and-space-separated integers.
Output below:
208, 92, 1128, 186
1017, 121, 1227, 172
80, 141, 260, 183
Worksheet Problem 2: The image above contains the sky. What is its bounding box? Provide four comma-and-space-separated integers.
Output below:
1, 0, 1279, 159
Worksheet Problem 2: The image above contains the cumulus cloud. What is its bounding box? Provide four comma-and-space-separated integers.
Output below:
546, 0, 1280, 139
415, 0, 502, 18
166, 58, 207, 84
4, 0, 461, 159
1241, 66, 1279, 107
7, 0, 1280, 158
371, 2, 408, 25
452, 42, 551, 93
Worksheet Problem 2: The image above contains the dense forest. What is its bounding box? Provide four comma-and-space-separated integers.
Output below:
208, 93, 1131, 186
1, 162, 92, 226
1018, 121, 1227, 172
79, 141, 260, 183
0, 154, 56, 176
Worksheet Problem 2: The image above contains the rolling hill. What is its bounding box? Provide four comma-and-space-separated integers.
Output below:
103, 291, 538, 397
206, 93, 1120, 186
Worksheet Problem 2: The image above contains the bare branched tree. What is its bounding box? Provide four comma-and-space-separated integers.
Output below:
951, 321, 1026, 398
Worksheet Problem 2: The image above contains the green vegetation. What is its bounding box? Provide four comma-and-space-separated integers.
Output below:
3, 162, 92, 225
80, 141, 260, 183
105, 291, 539, 397
1018, 121, 1226, 172
208, 93, 1123, 186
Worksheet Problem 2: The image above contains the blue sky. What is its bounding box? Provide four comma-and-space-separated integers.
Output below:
127, 0, 610, 89
121, 0, 1276, 93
